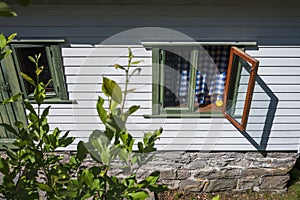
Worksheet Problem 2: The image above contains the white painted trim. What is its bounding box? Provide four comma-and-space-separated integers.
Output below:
141, 41, 257, 48
11, 39, 66, 43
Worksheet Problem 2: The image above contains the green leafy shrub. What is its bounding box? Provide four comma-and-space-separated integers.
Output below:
0, 47, 167, 199
77, 48, 168, 199
0, 54, 75, 199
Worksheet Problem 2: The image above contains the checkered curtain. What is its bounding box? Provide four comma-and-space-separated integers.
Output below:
163, 48, 191, 107
179, 46, 230, 105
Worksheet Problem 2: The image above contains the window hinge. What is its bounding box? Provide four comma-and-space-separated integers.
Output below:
159, 51, 163, 61
50, 49, 53, 57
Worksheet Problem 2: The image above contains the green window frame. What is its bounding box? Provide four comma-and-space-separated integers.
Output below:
143, 42, 259, 132
10, 40, 69, 102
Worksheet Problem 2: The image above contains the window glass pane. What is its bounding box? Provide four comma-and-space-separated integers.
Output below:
194, 46, 230, 112
160, 46, 231, 113
226, 54, 252, 123
163, 48, 191, 109
15, 47, 54, 95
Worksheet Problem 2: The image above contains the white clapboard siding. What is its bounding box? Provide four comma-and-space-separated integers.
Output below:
2, 1, 300, 151
46, 115, 300, 125
62, 47, 151, 57
43, 107, 300, 117
66, 75, 152, 84
247, 47, 300, 57
64, 66, 152, 76
50, 123, 300, 132
63, 57, 151, 66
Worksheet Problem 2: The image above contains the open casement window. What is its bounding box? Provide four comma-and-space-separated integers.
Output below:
10, 41, 68, 101
145, 42, 259, 131
223, 47, 259, 131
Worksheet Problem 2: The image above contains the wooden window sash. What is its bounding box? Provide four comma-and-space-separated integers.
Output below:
0, 47, 27, 134
223, 46, 259, 131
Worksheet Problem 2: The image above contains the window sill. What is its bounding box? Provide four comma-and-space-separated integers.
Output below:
26, 98, 78, 104
143, 112, 224, 118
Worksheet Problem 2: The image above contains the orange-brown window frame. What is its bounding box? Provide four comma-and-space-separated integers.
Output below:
223, 47, 259, 131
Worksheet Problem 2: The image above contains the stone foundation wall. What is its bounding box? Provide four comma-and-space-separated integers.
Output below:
1, 151, 298, 193
111, 152, 299, 193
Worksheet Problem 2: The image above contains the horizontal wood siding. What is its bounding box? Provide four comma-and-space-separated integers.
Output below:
1, 1, 300, 151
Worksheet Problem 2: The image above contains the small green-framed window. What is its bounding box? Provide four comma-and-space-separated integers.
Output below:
151, 44, 232, 117
10, 41, 68, 101
143, 42, 259, 132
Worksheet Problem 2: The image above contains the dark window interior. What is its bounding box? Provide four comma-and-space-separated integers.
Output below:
15, 47, 54, 95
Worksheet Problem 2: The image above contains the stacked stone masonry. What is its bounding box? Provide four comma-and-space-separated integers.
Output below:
1, 151, 298, 193
120, 152, 299, 193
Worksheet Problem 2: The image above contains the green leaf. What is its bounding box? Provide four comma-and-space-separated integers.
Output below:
81, 169, 95, 187
0, 2, 17, 17
37, 183, 54, 192
117, 148, 129, 162
35, 66, 44, 76
102, 77, 122, 104
44, 79, 52, 88
131, 60, 143, 65
7, 33, 17, 43
0, 34, 6, 49
3, 145, 17, 160
34, 83, 46, 105
97, 96, 107, 123
90, 130, 110, 151
76, 141, 88, 161
128, 105, 140, 115
110, 99, 119, 112
36, 53, 41, 60
28, 55, 36, 64
41, 106, 51, 118
114, 64, 126, 70
0, 157, 9, 175
0, 123, 18, 137
100, 150, 110, 166
24, 101, 36, 115
28, 112, 38, 123
127, 191, 149, 200
2, 49, 12, 59
137, 142, 143, 152
148, 184, 169, 194
60, 136, 74, 147
145, 171, 160, 185
58, 131, 74, 147
21, 73, 36, 86
1, 93, 22, 105
15, 121, 23, 129
128, 47, 134, 60
212, 195, 220, 200
123, 88, 136, 94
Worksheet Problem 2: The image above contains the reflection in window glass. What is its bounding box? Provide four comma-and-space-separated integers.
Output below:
226, 54, 251, 123
163, 49, 191, 108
